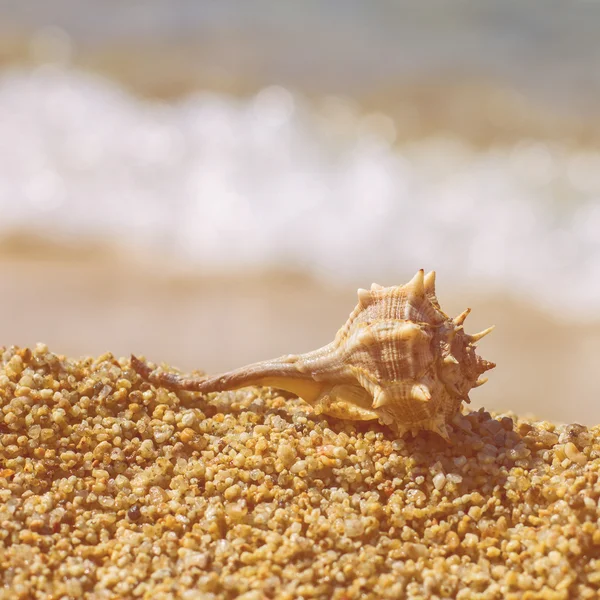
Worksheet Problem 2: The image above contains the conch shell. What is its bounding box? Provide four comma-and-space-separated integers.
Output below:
131, 270, 495, 440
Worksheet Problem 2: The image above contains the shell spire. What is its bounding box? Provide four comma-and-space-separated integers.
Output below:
132, 270, 495, 442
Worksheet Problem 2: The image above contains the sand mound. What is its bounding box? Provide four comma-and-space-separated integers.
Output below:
0, 345, 599, 599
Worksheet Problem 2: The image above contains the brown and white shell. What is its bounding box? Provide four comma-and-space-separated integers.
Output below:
131, 270, 495, 440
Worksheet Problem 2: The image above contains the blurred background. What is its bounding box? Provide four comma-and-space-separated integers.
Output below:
1, 0, 600, 423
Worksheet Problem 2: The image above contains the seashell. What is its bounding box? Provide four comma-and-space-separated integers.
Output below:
131, 270, 495, 441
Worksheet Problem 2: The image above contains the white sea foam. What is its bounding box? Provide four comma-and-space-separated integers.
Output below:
1, 66, 600, 318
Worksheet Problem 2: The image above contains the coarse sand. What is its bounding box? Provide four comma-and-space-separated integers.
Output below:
1, 344, 600, 599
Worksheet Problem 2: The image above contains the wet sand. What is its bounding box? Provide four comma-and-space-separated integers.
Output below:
1, 245, 599, 425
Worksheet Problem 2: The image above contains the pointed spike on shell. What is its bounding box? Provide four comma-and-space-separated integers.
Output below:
372, 388, 389, 410
480, 359, 496, 372
443, 355, 459, 366
474, 377, 488, 388
357, 288, 373, 307
397, 322, 428, 341
430, 420, 450, 442
424, 270, 436, 294
469, 325, 495, 343
370, 282, 384, 291
411, 383, 431, 402
407, 269, 425, 297
453, 308, 471, 326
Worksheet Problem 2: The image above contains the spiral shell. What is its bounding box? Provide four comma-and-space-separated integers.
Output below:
132, 270, 495, 440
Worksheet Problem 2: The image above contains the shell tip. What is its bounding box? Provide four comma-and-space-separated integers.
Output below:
408, 269, 425, 297
481, 359, 496, 372
411, 383, 431, 403
424, 270, 436, 294
372, 388, 389, 409
469, 325, 495, 342
357, 288, 373, 307
431, 420, 450, 442
453, 308, 471, 326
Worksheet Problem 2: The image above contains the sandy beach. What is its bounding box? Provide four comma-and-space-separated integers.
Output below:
1, 344, 599, 598
2, 4, 600, 599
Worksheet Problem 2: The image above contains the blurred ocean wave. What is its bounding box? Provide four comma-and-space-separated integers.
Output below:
1, 66, 600, 320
